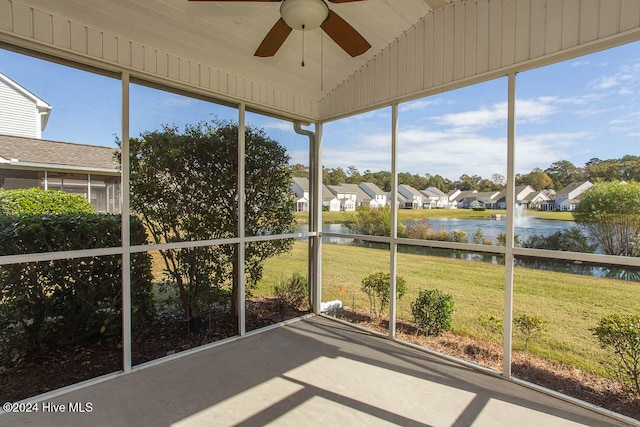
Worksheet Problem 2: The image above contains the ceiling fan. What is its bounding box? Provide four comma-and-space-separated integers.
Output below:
189, 0, 371, 58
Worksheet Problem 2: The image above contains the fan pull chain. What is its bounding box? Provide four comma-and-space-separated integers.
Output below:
301, 25, 305, 67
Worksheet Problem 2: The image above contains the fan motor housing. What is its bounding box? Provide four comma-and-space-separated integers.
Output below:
280, 0, 329, 30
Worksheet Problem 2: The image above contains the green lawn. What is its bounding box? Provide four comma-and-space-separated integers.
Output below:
259, 240, 640, 377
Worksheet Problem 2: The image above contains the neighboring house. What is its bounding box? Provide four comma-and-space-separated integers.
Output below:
291, 177, 309, 212
0, 72, 121, 213
358, 182, 387, 208
493, 185, 549, 210
328, 185, 357, 211
421, 186, 450, 209
397, 184, 423, 209
0, 135, 122, 213
337, 183, 373, 209
538, 189, 557, 211
447, 189, 461, 209
453, 190, 500, 209
322, 185, 341, 212
524, 190, 551, 210
0, 72, 52, 139
555, 181, 594, 211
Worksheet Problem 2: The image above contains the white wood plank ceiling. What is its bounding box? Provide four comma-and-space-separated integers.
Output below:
1, 0, 640, 122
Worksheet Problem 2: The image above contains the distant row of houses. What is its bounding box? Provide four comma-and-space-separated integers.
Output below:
291, 177, 594, 212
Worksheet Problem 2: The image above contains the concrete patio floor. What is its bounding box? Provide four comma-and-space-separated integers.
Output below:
0, 316, 632, 426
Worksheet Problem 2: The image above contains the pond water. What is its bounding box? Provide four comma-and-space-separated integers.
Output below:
307, 216, 640, 281
314, 216, 576, 244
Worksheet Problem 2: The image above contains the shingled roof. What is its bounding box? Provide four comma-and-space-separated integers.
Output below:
0, 134, 119, 172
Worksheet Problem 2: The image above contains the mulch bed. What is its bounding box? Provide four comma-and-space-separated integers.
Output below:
333, 309, 640, 421
0, 298, 308, 404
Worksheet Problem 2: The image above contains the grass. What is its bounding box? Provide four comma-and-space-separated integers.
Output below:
259, 240, 640, 378
296, 209, 574, 224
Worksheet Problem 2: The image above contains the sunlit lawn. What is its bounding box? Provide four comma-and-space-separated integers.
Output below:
260, 240, 640, 377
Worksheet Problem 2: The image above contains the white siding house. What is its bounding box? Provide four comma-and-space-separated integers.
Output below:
322, 185, 341, 212
397, 184, 423, 209
359, 182, 387, 208
328, 185, 357, 211
291, 177, 309, 212
421, 187, 451, 209
556, 181, 594, 211
0, 72, 52, 139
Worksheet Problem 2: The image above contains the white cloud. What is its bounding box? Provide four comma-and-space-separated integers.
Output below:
399, 98, 443, 112
261, 120, 295, 132
588, 62, 640, 93
430, 97, 560, 132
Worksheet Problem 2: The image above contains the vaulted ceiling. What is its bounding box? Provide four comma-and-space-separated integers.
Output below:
1, 0, 639, 122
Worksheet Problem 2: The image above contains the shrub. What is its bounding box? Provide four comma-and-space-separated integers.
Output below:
478, 313, 503, 338
514, 313, 546, 363
0, 214, 153, 353
521, 227, 596, 252
592, 313, 640, 395
360, 272, 407, 317
450, 229, 467, 243
406, 219, 457, 242
472, 228, 494, 245
347, 207, 406, 237
411, 288, 454, 336
0, 188, 94, 215
274, 272, 308, 310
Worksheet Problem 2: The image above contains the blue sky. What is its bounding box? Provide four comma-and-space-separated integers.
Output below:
1, 40, 639, 181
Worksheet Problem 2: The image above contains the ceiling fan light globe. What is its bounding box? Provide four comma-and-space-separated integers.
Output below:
280, 0, 329, 31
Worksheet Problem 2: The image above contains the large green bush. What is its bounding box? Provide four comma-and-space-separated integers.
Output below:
0, 214, 153, 353
592, 313, 640, 395
0, 188, 94, 215
411, 288, 454, 336
347, 207, 406, 237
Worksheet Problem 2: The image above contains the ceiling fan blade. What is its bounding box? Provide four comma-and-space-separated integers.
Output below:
321, 10, 371, 57
254, 18, 292, 57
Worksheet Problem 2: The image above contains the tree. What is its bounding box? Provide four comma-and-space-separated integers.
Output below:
425, 174, 452, 193
573, 181, 640, 257
545, 160, 583, 190
323, 167, 347, 185
514, 313, 546, 364
360, 272, 407, 318
123, 120, 295, 322
291, 163, 309, 178
345, 165, 362, 184
491, 173, 506, 187
515, 168, 553, 190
